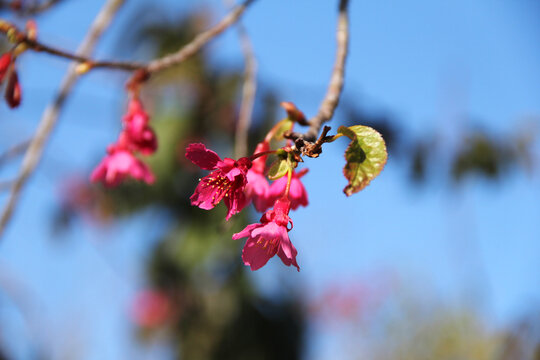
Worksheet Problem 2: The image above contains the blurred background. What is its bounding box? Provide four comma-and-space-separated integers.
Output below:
0, 0, 539, 359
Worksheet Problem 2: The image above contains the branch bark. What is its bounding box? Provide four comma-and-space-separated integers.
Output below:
146, 0, 255, 73
0, 0, 257, 74
305, 0, 350, 141
285, 0, 350, 156
0, 0, 126, 238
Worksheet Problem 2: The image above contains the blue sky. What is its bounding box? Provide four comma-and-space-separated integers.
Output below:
0, 0, 540, 359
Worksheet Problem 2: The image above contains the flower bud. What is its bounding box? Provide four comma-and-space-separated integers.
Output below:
25, 20, 38, 41
75, 62, 93, 75
5, 70, 21, 108
280, 101, 307, 124
0, 53, 12, 84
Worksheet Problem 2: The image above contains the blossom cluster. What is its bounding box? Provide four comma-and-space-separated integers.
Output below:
91, 96, 157, 186
185, 141, 308, 271
0, 20, 38, 109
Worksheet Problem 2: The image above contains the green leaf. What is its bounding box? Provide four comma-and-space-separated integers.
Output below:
272, 119, 294, 141
337, 125, 387, 196
267, 156, 293, 180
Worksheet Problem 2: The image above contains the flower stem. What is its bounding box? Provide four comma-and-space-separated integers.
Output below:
248, 150, 276, 161
284, 169, 293, 197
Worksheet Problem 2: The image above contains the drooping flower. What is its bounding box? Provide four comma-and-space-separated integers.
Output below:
186, 143, 252, 220
4, 69, 21, 108
122, 97, 157, 155
91, 145, 155, 187
245, 141, 271, 212
268, 168, 309, 210
0, 53, 12, 84
233, 197, 299, 271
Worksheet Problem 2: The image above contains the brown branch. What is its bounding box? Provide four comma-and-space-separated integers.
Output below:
146, 0, 256, 73
0, 0, 257, 74
23, 38, 143, 71
0, 22, 143, 71
224, 0, 258, 158
288, 0, 350, 154
0, 0, 126, 238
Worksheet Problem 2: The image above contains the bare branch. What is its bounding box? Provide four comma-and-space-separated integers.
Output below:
0, 21, 144, 71
0, 0, 257, 74
146, 0, 256, 73
288, 0, 350, 153
0, 0, 126, 238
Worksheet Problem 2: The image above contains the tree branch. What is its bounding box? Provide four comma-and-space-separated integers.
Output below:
0, 0, 126, 238
0, 0, 257, 74
305, 0, 349, 140
146, 0, 255, 73
285, 0, 350, 156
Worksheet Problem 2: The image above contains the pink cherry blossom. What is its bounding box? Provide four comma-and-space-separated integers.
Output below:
245, 141, 271, 212
233, 198, 299, 271
246, 170, 271, 212
268, 168, 309, 210
91, 147, 155, 187
186, 143, 252, 220
122, 97, 157, 155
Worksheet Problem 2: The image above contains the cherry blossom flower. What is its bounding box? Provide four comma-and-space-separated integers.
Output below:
91, 146, 155, 187
268, 168, 309, 210
233, 197, 299, 271
245, 141, 271, 212
122, 97, 157, 155
186, 143, 252, 220
0, 53, 12, 83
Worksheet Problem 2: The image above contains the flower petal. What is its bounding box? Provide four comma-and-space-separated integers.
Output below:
185, 143, 221, 170
246, 170, 271, 212
277, 226, 300, 271
242, 236, 274, 271
232, 223, 261, 240
224, 190, 247, 220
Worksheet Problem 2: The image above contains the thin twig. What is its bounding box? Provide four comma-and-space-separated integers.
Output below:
146, 0, 255, 73
287, 0, 350, 154
0, 0, 126, 238
0, 139, 31, 166
0, 0, 257, 74
23, 38, 143, 71
0, 22, 143, 71
223, 0, 258, 158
